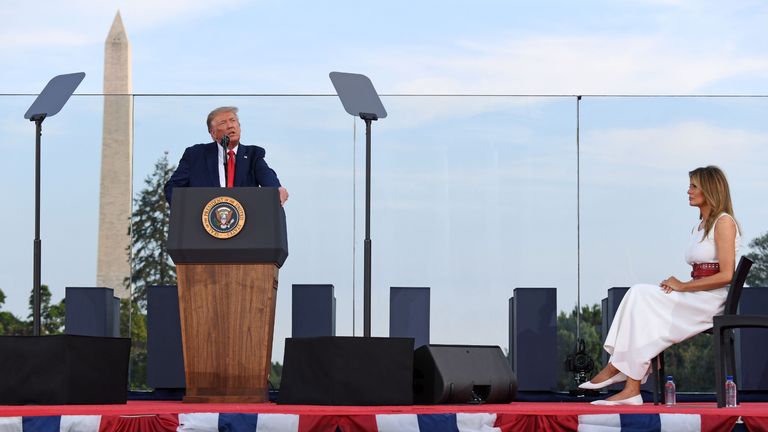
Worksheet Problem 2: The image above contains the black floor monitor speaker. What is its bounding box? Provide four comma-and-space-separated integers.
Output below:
413, 344, 517, 404
0, 335, 131, 405
278, 336, 414, 405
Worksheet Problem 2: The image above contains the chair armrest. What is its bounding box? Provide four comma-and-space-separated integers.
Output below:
714, 314, 768, 330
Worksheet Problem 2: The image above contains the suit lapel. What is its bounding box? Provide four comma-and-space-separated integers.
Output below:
205, 142, 220, 187
234, 145, 250, 187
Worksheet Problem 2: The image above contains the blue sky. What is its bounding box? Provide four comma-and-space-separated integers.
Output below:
1, 1, 767, 364
3, 1, 768, 95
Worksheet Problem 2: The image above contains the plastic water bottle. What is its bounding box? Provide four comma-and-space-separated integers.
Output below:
725, 376, 738, 407
665, 375, 676, 406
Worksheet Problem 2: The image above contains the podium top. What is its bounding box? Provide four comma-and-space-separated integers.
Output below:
167, 187, 288, 266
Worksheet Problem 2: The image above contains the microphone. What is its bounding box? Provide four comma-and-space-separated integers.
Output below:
220, 135, 230, 186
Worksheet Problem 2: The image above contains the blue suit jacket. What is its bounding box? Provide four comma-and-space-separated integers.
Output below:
164, 142, 281, 204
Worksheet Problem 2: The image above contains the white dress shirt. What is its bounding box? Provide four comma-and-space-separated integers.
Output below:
217, 144, 239, 187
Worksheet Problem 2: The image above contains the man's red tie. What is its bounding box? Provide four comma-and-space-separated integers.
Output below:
227, 150, 235, 188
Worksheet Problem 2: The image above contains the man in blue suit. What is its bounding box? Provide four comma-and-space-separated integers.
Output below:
164, 106, 289, 205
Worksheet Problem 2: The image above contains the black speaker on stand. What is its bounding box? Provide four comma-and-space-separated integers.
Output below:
413, 344, 517, 404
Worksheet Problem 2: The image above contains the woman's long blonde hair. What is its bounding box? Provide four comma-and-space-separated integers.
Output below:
689, 166, 737, 239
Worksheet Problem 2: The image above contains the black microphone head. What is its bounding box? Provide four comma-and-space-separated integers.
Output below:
220, 135, 230, 147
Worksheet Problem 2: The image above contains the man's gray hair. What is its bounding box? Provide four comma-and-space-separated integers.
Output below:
206, 106, 239, 130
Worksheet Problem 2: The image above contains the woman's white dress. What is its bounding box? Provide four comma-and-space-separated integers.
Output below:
603, 214, 741, 380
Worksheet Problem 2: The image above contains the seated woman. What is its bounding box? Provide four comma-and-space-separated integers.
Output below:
581, 165, 741, 406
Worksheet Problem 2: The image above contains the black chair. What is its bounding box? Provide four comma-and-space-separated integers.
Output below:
714, 257, 761, 407
651, 256, 753, 405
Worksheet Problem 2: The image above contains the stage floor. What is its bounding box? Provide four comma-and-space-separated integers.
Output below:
1, 400, 768, 432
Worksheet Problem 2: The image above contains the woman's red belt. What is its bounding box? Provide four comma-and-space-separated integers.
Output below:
691, 262, 719, 280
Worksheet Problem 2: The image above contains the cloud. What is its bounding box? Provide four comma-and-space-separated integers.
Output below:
365, 35, 768, 94
0, 30, 91, 49
584, 121, 766, 165
633, 0, 688, 5
7, 2, 767, 97
0, 0, 246, 50
580, 121, 768, 188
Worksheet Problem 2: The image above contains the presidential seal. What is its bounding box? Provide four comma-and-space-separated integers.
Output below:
201, 196, 246, 239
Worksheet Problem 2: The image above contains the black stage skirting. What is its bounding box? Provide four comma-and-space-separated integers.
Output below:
0, 334, 130, 405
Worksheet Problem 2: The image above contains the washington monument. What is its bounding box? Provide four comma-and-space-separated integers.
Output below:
96, 11, 132, 298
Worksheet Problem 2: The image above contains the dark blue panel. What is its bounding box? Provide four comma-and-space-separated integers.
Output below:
112, 296, 121, 337
604, 288, 629, 371
390, 287, 430, 349
218, 413, 258, 432
292, 284, 335, 337
147, 285, 185, 389
619, 413, 660, 432
737, 286, 768, 390
416, 413, 460, 432
604, 287, 633, 390
22, 416, 60, 432
512, 287, 556, 391
606, 287, 629, 331
65, 287, 116, 337
508, 297, 515, 369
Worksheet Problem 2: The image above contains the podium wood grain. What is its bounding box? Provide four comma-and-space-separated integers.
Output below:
177, 263, 278, 403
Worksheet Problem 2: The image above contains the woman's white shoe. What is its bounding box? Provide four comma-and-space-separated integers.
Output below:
578, 372, 628, 390
590, 394, 644, 406
579, 372, 649, 390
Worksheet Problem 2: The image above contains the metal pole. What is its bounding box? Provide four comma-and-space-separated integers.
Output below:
363, 117, 372, 337
576, 96, 581, 342
352, 118, 357, 336
33, 118, 44, 336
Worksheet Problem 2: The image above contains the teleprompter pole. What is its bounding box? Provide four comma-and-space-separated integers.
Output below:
23, 72, 85, 336
33, 117, 44, 336
362, 114, 377, 337
328, 72, 386, 338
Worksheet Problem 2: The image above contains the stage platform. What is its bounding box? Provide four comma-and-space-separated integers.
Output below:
1, 400, 767, 432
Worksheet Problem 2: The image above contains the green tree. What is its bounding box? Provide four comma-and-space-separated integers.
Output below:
27, 284, 65, 335
269, 361, 283, 389
0, 288, 29, 335
121, 297, 148, 389
127, 152, 177, 309
0, 285, 64, 336
123, 153, 176, 390
664, 333, 714, 391
745, 231, 768, 287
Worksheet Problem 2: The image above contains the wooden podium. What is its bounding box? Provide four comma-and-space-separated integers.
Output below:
167, 187, 288, 403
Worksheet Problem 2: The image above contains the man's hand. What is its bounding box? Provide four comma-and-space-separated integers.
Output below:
279, 187, 289, 206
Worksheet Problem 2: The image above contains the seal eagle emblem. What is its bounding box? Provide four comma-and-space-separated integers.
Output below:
201, 196, 246, 239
